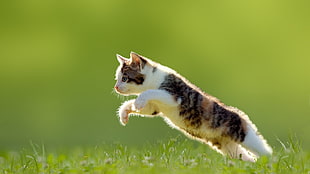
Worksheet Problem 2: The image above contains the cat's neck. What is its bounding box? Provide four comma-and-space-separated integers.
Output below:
142, 63, 174, 90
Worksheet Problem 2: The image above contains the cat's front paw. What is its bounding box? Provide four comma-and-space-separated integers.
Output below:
118, 100, 134, 126
134, 97, 147, 110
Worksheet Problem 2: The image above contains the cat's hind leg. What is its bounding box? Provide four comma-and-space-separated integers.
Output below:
219, 140, 257, 162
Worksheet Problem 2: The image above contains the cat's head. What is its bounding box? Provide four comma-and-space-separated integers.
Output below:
114, 52, 151, 95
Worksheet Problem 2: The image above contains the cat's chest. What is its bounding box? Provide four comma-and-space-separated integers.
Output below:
152, 101, 186, 126
150, 100, 178, 114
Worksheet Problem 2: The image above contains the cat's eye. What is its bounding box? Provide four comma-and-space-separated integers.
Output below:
122, 76, 128, 82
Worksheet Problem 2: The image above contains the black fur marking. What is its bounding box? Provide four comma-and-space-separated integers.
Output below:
210, 139, 222, 149
152, 111, 158, 115
127, 76, 144, 85
212, 102, 246, 142
121, 63, 127, 72
159, 74, 204, 128
140, 57, 147, 69
186, 129, 202, 138
152, 67, 157, 73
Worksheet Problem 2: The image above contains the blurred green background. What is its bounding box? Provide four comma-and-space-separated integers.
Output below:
0, 0, 309, 150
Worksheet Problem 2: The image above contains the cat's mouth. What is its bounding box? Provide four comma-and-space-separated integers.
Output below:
114, 86, 129, 95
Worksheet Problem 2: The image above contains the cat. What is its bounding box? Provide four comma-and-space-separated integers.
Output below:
114, 52, 272, 162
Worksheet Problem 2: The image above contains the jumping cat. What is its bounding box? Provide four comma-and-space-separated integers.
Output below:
114, 52, 272, 162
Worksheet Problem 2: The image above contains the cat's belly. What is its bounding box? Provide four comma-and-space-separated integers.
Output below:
161, 109, 222, 139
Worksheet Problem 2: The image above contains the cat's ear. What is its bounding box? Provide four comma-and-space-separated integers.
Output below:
130, 52, 147, 70
116, 54, 129, 64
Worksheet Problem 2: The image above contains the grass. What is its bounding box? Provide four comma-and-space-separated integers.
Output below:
0, 137, 309, 174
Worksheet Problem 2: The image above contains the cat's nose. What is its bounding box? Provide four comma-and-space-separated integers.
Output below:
114, 86, 119, 91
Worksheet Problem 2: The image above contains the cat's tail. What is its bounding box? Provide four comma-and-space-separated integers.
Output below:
242, 124, 273, 157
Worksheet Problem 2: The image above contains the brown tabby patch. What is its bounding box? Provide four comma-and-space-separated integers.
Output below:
121, 64, 145, 85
